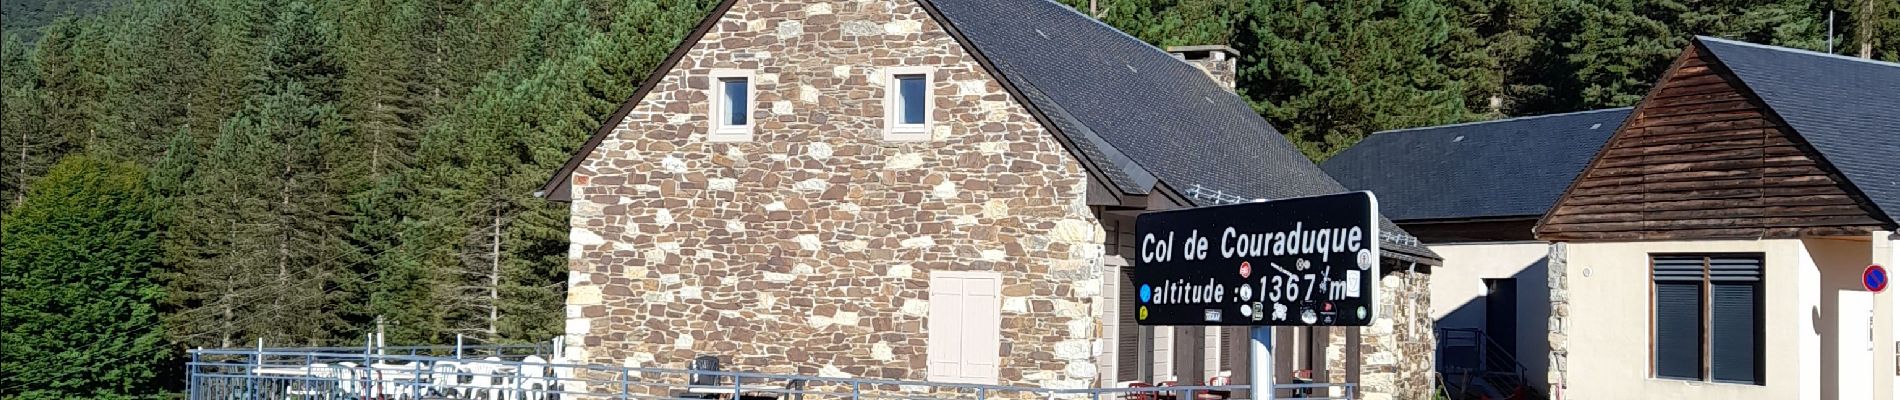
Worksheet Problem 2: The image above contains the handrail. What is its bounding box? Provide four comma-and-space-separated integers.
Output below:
188, 346, 1360, 399
1435, 327, 1540, 398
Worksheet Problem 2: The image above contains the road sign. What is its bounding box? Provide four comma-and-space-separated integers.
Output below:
1134, 191, 1379, 326
1866, 264, 1888, 293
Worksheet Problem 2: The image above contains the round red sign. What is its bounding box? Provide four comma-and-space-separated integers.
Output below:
1865, 264, 1888, 293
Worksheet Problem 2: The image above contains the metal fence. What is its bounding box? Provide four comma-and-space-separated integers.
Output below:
187, 347, 1355, 400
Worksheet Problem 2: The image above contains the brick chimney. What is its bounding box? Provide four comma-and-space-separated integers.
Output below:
1167, 45, 1239, 91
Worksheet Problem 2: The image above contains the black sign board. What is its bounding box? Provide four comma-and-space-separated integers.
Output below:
1133, 192, 1379, 326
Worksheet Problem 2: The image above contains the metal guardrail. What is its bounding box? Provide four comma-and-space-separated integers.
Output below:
187, 347, 1356, 400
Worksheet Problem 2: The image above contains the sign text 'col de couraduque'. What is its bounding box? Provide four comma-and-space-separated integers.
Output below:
1134, 191, 1380, 327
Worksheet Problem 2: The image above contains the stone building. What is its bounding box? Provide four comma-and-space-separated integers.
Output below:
536, 0, 1439, 396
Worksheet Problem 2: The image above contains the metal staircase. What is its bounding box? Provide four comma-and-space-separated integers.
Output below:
1436, 328, 1543, 400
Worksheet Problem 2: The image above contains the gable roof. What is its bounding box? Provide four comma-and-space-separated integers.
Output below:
1322, 108, 1629, 222
1696, 36, 1900, 224
1535, 38, 1899, 241
923, 0, 1341, 203
537, 0, 1439, 262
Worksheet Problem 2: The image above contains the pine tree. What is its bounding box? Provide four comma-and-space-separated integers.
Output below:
333, 0, 429, 335
1, 155, 172, 399
1056, 0, 1245, 47
164, 0, 353, 347
2, 33, 55, 208
187, 0, 270, 147
27, 19, 88, 167
1236, 0, 1476, 159
68, 5, 169, 160
336, 0, 426, 183
1838, 0, 1900, 60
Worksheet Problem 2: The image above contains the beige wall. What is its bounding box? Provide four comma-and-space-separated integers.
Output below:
1879, 231, 1897, 400
1812, 238, 1876, 400
1427, 242, 1551, 390
1560, 238, 1882, 400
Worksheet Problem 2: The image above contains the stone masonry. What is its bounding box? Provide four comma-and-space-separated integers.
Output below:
1546, 242, 1568, 395
562, 0, 1106, 391
1328, 261, 1435, 400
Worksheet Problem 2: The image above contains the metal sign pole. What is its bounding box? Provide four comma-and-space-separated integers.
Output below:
1251, 326, 1273, 400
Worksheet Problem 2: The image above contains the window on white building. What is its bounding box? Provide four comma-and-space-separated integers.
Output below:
1652, 254, 1763, 385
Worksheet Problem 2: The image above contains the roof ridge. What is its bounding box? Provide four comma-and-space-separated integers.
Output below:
1372, 107, 1633, 136
1698, 35, 1900, 69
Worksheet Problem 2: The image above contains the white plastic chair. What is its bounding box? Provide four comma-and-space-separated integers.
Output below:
335, 362, 365, 398
548, 356, 576, 398
429, 360, 465, 398
517, 355, 549, 400
369, 361, 418, 398
465, 356, 512, 400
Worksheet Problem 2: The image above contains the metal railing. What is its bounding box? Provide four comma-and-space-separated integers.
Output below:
187, 347, 1356, 400
1435, 328, 1540, 400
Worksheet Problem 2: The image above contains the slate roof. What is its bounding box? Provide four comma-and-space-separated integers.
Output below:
925, 0, 1337, 201
921, 0, 1436, 261
1697, 36, 1900, 225
1321, 108, 1629, 222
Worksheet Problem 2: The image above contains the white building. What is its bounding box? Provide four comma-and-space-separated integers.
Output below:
1325, 104, 1630, 398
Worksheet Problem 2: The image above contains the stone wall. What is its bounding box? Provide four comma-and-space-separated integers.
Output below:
1546, 242, 1568, 395
562, 0, 1105, 390
1327, 261, 1435, 400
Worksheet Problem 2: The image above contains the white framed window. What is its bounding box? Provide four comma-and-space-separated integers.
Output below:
883, 67, 933, 141
708, 69, 754, 142
927, 270, 1001, 384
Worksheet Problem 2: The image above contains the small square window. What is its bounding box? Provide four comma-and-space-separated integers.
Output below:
884, 67, 933, 141
708, 70, 754, 142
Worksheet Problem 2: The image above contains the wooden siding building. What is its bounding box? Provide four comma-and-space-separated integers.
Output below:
1534, 37, 1900, 400
1537, 44, 1889, 241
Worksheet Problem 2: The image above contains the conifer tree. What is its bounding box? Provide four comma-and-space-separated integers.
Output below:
2, 33, 54, 208
29, 19, 89, 162
1236, 0, 1476, 159
1, 155, 172, 399
164, 0, 353, 347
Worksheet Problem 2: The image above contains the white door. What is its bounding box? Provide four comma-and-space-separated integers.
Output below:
928, 271, 1001, 384
1843, 291, 1875, 399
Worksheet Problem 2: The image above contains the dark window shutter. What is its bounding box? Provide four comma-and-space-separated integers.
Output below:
1654, 256, 1706, 380
1118, 265, 1141, 380
1653, 256, 1705, 282
1654, 282, 1704, 380
1709, 256, 1762, 384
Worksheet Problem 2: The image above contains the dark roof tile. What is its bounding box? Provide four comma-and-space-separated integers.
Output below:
924, 0, 1347, 202
1322, 108, 1628, 222
924, 0, 1436, 260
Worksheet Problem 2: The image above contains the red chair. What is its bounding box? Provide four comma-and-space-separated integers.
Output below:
1155, 380, 1181, 400
1123, 381, 1157, 400
1196, 374, 1231, 400
1289, 370, 1315, 397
